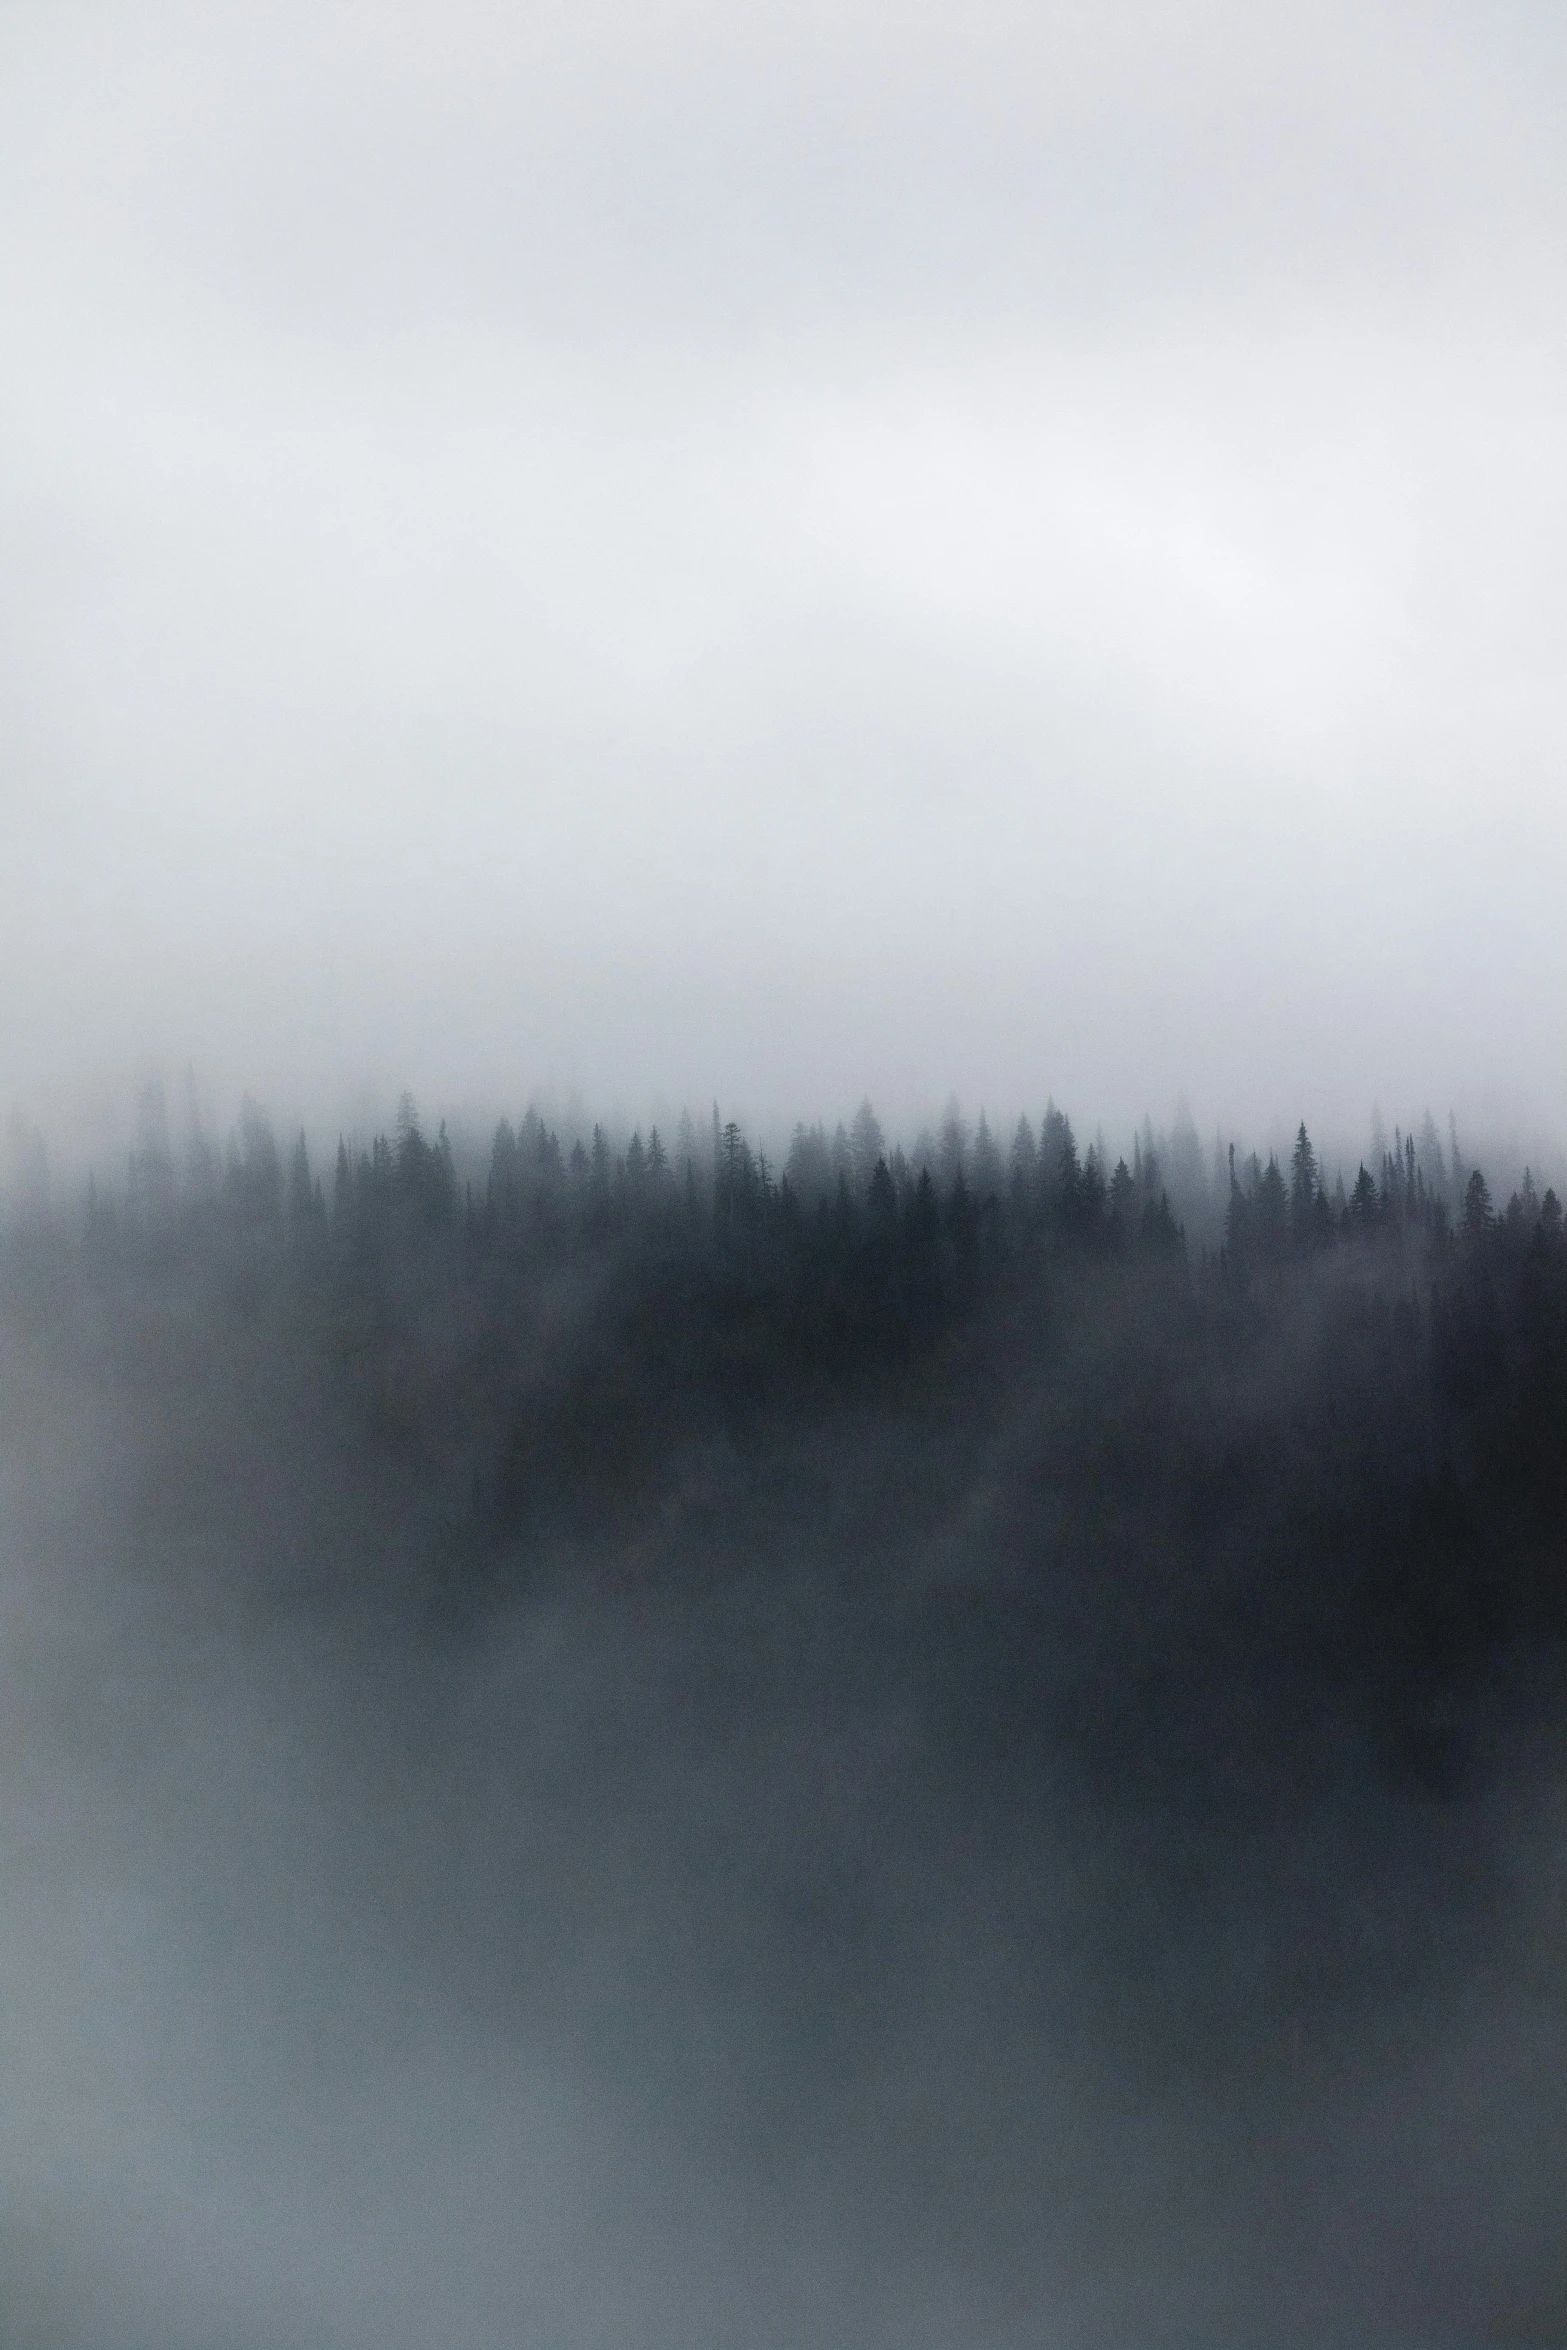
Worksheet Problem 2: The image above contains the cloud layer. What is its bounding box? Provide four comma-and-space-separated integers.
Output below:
2, 0, 1564, 1144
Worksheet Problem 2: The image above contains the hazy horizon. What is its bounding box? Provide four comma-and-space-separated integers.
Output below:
8, 1066, 1562, 1226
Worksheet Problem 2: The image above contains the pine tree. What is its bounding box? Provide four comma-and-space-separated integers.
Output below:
288, 1132, 314, 1236
1462, 1168, 1493, 1250
971, 1112, 1003, 1201
1289, 1122, 1318, 1248
850, 1099, 885, 1199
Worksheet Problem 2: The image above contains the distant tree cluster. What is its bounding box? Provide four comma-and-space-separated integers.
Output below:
4, 1076, 1565, 1743
45, 1083, 1563, 1321
1217, 1115, 1562, 1278
16, 1080, 1550, 1470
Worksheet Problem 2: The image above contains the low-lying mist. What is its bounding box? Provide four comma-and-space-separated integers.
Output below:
2, 1092, 1565, 2347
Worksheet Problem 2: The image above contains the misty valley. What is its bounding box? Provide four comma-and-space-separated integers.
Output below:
1, 1092, 1565, 2348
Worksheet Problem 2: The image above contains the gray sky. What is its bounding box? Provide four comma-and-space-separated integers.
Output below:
3, 0, 1565, 1155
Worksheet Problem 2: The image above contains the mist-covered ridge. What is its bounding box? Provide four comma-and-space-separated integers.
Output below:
2, 1079, 1566, 2346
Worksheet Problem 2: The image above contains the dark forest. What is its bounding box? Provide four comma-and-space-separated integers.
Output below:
2, 1088, 1565, 2348
35, 1087, 1567, 1715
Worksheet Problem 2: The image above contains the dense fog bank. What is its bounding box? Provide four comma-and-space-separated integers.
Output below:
1, 1088, 1565, 2346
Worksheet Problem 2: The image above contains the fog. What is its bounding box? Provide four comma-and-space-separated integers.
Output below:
3, 0, 1566, 1144
4, 7, 1567, 2342
4, 1116, 1567, 2344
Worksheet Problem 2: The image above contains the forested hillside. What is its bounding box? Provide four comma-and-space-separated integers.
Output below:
4, 1085, 1567, 2346
9, 1087, 1565, 1742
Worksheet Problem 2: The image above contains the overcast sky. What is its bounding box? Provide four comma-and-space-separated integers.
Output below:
3, 0, 1565, 1156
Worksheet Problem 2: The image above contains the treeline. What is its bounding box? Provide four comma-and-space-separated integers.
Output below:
60, 1082, 1560, 1292
5, 1077, 1566, 1738
14, 1081, 1557, 1485
477, 1096, 1187, 1266
1220, 1120, 1561, 1271
68, 1088, 1197, 1387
